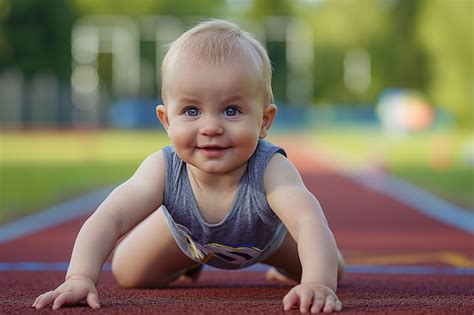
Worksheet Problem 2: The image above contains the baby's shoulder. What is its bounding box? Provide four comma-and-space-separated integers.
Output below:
134, 150, 167, 177
263, 153, 303, 190
144, 149, 166, 164
265, 153, 292, 173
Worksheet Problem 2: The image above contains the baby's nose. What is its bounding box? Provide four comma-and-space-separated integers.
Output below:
200, 115, 224, 136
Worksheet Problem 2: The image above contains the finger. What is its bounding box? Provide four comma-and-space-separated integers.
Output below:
86, 291, 100, 309
322, 295, 336, 313
299, 290, 314, 313
282, 289, 299, 311
34, 291, 56, 309
309, 293, 325, 313
334, 299, 342, 312
35, 291, 59, 309
52, 292, 76, 310
32, 294, 45, 308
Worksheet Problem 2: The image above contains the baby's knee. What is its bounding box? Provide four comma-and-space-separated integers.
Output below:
111, 253, 147, 288
111, 254, 173, 288
111, 255, 139, 288
112, 264, 164, 288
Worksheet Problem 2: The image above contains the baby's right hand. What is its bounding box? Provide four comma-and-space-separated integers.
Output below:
32, 275, 100, 310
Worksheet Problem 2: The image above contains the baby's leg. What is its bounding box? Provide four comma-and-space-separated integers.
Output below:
262, 233, 301, 283
262, 233, 344, 284
111, 208, 199, 288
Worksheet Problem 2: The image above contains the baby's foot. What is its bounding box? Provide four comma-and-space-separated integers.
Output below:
265, 267, 297, 284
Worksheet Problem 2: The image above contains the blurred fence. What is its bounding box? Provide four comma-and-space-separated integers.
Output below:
0, 13, 456, 132
1, 14, 318, 129
0, 69, 74, 128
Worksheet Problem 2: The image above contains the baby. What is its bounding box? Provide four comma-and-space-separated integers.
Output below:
33, 19, 343, 313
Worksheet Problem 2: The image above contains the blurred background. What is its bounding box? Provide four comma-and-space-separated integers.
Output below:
0, 0, 473, 223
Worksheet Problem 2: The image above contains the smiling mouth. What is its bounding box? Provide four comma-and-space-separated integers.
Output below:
197, 146, 230, 157
198, 146, 228, 151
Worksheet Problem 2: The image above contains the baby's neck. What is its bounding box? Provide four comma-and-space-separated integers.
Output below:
186, 163, 247, 224
186, 163, 247, 191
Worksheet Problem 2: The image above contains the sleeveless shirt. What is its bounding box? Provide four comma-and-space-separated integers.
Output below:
161, 139, 287, 269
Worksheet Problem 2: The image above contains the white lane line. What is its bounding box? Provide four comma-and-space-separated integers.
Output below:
0, 185, 115, 243
351, 173, 474, 234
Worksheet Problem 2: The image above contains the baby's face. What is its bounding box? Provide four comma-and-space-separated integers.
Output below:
157, 57, 275, 175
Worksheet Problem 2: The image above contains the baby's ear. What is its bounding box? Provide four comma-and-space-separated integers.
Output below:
156, 105, 170, 136
259, 104, 277, 139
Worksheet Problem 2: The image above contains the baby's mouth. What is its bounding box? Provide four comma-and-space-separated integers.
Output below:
199, 146, 226, 151
197, 145, 230, 157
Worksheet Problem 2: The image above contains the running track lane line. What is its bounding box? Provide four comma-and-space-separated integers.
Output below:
0, 185, 115, 243
350, 173, 474, 234
0, 262, 473, 276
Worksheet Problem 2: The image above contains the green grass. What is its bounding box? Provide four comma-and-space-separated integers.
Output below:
390, 164, 473, 209
311, 126, 474, 210
0, 130, 170, 223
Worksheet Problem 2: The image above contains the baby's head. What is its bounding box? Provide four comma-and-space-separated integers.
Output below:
157, 20, 277, 175
161, 19, 273, 105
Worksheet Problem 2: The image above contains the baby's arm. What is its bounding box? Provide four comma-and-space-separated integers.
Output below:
264, 154, 341, 313
33, 151, 167, 309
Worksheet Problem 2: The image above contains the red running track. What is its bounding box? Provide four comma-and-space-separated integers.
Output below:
1, 140, 473, 314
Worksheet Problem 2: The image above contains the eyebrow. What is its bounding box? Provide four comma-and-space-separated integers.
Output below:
176, 95, 244, 105
176, 96, 200, 105
222, 95, 244, 104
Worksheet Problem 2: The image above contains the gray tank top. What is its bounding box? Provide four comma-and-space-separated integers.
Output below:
161, 140, 287, 269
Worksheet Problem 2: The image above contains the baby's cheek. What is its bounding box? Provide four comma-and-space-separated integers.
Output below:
169, 125, 192, 142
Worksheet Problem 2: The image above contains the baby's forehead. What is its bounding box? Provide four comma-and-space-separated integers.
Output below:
165, 52, 263, 86
171, 47, 261, 72
169, 59, 262, 91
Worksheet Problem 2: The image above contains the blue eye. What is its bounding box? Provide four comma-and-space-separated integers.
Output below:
224, 106, 240, 117
185, 107, 200, 117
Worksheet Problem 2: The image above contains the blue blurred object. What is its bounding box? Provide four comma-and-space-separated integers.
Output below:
109, 98, 162, 129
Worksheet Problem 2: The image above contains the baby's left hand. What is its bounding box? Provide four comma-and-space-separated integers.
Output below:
283, 282, 342, 313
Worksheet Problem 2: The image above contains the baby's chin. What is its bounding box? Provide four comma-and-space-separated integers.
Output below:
187, 160, 249, 176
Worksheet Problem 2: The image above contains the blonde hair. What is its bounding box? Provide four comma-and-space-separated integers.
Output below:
161, 19, 273, 104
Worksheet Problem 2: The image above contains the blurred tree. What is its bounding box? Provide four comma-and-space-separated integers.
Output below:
1, 0, 77, 80
267, 41, 288, 103
417, 0, 473, 127
300, 0, 386, 48
247, 0, 295, 18
71, 0, 224, 18
0, 0, 10, 62
298, 0, 389, 104
373, 0, 428, 90
154, 0, 225, 17
71, 0, 162, 16
312, 48, 346, 104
